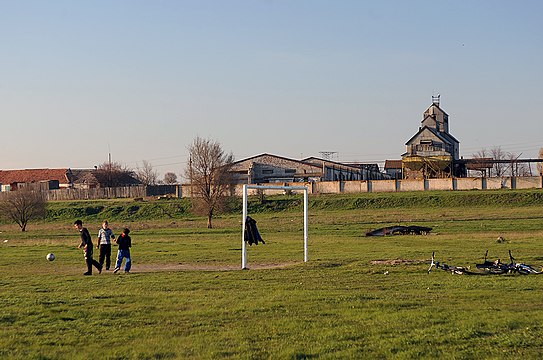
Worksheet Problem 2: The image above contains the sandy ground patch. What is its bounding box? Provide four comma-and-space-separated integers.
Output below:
371, 259, 428, 266
125, 261, 301, 272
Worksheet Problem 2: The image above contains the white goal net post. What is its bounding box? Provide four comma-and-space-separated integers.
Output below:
242, 184, 309, 269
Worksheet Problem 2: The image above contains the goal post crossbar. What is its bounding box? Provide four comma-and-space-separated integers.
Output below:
242, 184, 309, 269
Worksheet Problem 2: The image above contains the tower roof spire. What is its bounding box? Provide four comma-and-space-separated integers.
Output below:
432, 94, 440, 106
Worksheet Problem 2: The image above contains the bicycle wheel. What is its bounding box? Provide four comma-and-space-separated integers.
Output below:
516, 264, 541, 275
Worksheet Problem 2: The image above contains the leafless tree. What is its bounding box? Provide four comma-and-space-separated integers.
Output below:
184, 137, 234, 228
163, 172, 178, 184
470, 149, 491, 177
135, 160, 159, 185
489, 147, 509, 177
95, 161, 136, 187
516, 163, 531, 177
0, 189, 47, 231
507, 152, 524, 177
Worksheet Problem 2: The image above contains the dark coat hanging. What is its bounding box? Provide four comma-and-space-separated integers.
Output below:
244, 216, 265, 245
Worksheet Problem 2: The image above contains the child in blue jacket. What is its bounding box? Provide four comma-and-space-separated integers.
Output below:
113, 228, 132, 273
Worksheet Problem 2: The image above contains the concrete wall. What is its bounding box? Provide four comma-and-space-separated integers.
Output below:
455, 178, 483, 190
398, 179, 425, 192
342, 181, 368, 193
427, 179, 454, 191
178, 176, 543, 198
369, 180, 397, 192
485, 177, 511, 190
315, 181, 341, 194
515, 177, 542, 189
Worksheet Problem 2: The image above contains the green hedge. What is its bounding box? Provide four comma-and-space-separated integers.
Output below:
3, 189, 542, 224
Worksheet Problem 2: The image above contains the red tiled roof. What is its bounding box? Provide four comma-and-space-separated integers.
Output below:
0, 169, 72, 185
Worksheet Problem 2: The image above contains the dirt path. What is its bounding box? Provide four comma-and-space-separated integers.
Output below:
130, 261, 300, 272
370, 258, 428, 265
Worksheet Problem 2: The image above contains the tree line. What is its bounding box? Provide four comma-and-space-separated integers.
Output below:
95, 160, 178, 187
1, 136, 233, 231
4, 139, 541, 232
470, 146, 543, 177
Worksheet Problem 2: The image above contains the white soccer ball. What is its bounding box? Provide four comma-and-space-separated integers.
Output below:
46, 253, 56, 261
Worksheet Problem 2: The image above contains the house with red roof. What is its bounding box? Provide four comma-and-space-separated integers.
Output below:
0, 169, 74, 191
0, 168, 142, 191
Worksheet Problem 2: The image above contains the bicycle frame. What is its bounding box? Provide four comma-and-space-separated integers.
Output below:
430, 251, 543, 275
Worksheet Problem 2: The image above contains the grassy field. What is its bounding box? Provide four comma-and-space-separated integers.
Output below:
2, 191, 543, 359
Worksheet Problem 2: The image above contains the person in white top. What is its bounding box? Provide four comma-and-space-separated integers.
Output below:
97, 220, 115, 271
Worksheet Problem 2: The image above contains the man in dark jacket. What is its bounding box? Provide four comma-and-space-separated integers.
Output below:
74, 220, 102, 275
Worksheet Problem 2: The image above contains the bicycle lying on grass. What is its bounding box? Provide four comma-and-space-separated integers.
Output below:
428, 250, 543, 275
475, 250, 543, 275
428, 252, 473, 275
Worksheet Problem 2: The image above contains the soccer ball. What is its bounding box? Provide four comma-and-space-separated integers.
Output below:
46, 253, 55, 261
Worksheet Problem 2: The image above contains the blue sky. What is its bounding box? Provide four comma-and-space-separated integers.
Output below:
1, 1, 542, 178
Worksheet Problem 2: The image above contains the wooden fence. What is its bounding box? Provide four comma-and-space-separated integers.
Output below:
43, 186, 147, 201
0, 185, 181, 201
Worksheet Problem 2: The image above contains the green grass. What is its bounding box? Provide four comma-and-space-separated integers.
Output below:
4, 189, 543, 227
2, 191, 543, 359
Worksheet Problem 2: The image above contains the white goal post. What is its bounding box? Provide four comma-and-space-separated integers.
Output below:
242, 184, 309, 269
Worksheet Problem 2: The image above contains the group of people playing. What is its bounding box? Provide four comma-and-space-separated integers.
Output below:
73, 219, 132, 276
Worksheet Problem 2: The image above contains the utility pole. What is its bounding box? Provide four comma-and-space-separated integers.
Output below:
319, 151, 337, 181
189, 155, 193, 199
107, 143, 112, 187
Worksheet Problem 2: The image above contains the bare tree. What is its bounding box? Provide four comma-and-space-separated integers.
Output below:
184, 137, 234, 228
95, 161, 136, 187
516, 163, 531, 177
489, 147, 509, 177
163, 172, 178, 184
470, 149, 491, 177
0, 189, 47, 231
135, 160, 159, 185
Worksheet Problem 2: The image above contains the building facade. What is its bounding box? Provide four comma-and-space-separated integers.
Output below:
0, 169, 74, 190
402, 96, 465, 179
230, 154, 373, 184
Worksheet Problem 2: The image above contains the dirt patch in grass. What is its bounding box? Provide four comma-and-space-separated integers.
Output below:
131, 261, 300, 272
371, 259, 427, 266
